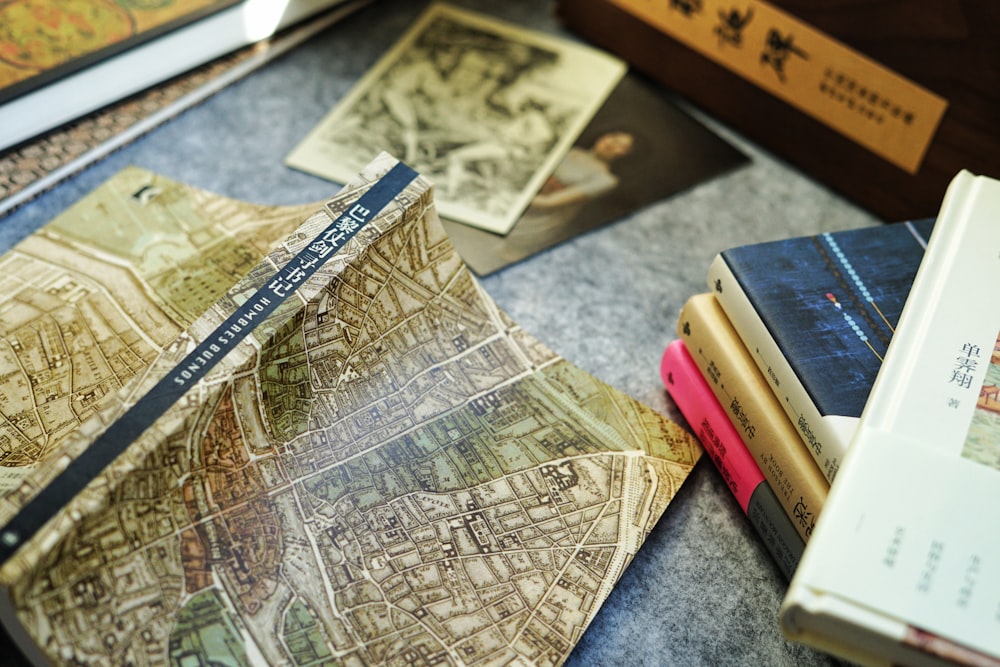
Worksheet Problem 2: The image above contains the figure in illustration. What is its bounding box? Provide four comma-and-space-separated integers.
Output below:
522, 130, 635, 225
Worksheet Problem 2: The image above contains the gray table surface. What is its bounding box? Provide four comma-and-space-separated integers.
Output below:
0, 1, 879, 664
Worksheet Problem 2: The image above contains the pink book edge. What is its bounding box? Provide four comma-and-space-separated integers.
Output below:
660, 338, 764, 513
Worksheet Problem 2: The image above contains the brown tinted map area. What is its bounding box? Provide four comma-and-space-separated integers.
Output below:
0, 155, 700, 666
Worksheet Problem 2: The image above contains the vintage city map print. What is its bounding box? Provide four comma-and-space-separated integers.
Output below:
0, 0, 236, 102
285, 3, 626, 235
0, 153, 700, 666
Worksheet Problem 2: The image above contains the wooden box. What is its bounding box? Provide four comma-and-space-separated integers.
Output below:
556, 0, 1000, 221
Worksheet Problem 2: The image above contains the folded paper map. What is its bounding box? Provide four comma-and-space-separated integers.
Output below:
0, 153, 699, 666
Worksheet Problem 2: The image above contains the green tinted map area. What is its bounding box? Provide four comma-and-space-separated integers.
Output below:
3, 157, 699, 666
0, 166, 313, 486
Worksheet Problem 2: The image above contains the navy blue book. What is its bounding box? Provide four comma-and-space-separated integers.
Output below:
706, 219, 935, 483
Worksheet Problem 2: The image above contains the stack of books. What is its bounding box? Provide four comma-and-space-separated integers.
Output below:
661, 170, 1000, 667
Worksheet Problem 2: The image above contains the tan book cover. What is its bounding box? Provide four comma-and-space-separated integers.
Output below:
677, 292, 827, 544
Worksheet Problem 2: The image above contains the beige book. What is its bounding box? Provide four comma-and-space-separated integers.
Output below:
678, 292, 828, 544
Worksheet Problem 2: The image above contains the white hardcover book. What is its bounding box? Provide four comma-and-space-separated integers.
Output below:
0, 0, 365, 153
780, 170, 1000, 667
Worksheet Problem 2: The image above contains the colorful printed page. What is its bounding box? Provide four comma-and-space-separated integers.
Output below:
286, 3, 626, 235
0, 0, 237, 103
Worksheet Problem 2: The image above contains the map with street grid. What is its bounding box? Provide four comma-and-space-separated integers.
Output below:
0, 155, 699, 666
